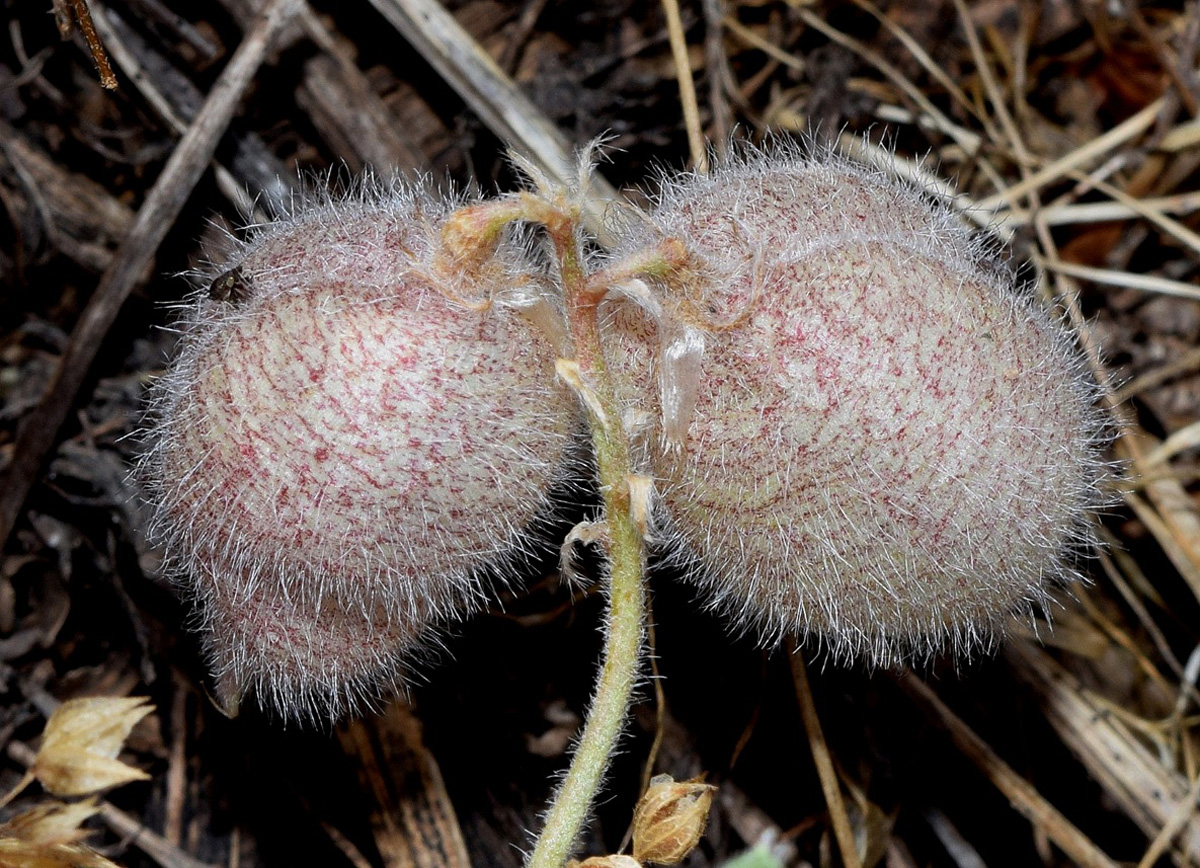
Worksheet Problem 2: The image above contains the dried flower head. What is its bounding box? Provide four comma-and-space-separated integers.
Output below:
632, 775, 717, 865
569, 856, 644, 868
140, 180, 581, 721
611, 144, 1111, 664
0, 798, 120, 868
33, 697, 153, 797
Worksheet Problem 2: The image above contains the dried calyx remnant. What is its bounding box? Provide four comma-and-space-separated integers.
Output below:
139, 143, 1110, 724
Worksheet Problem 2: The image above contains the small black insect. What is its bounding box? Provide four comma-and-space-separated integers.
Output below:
208, 267, 250, 304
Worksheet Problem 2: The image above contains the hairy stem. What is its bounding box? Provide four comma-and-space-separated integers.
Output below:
526, 203, 646, 868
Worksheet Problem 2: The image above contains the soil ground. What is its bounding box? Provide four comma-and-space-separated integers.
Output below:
2, 2, 1200, 867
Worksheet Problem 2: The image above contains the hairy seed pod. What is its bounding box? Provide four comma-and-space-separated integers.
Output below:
140, 183, 580, 721
611, 146, 1111, 664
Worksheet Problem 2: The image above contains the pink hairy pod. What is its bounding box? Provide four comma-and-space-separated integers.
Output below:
610, 145, 1111, 664
140, 182, 581, 721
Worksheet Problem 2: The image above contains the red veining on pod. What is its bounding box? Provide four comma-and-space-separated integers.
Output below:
610, 147, 1110, 663
140, 183, 581, 721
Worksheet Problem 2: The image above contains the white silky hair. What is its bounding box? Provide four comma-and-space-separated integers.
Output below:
605, 139, 1116, 667
136, 173, 588, 724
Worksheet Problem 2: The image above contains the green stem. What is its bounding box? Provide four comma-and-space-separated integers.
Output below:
527, 487, 644, 868
526, 206, 647, 868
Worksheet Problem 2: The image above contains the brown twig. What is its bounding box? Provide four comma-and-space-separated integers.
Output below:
1122, 0, 1200, 117
337, 700, 471, 868
497, 0, 551, 75
59, 0, 118, 89
100, 803, 219, 868
0, 0, 303, 549
362, 0, 625, 242
897, 672, 1121, 868
163, 677, 188, 848
87, 1, 291, 217
794, 7, 982, 158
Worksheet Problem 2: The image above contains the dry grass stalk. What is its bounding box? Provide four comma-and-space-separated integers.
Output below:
0, 0, 303, 548
3, 0, 1200, 864
362, 0, 624, 240
899, 673, 1122, 868
1007, 640, 1200, 862
790, 653, 861, 868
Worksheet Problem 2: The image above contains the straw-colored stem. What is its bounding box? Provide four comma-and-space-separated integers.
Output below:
660, 0, 708, 172
791, 653, 862, 868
